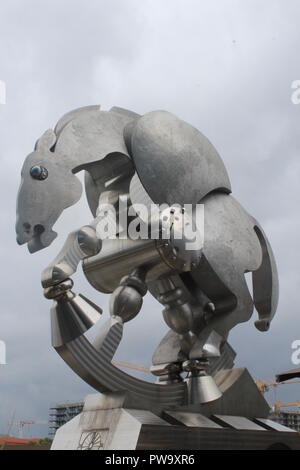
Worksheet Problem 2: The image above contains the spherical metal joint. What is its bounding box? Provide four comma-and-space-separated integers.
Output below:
119, 274, 147, 297
162, 302, 194, 335
109, 285, 143, 323
77, 226, 102, 257
30, 165, 48, 180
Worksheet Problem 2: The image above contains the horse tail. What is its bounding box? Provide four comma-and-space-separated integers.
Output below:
252, 224, 279, 332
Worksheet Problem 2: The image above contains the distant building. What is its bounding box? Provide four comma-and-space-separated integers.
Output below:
270, 411, 300, 432
49, 401, 83, 436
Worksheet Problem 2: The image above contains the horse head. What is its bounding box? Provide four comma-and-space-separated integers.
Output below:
16, 128, 82, 253
15, 105, 138, 253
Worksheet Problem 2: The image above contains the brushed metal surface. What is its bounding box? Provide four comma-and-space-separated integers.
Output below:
53, 321, 186, 409
136, 425, 300, 450
164, 411, 222, 428
126, 110, 231, 205
213, 415, 266, 431
255, 418, 296, 433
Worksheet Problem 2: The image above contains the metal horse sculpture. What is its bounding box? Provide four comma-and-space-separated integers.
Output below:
16, 105, 279, 408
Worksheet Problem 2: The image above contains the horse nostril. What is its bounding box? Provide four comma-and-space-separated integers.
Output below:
23, 222, 31, 233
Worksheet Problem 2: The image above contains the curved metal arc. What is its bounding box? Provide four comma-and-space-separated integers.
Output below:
51, 302, 186, 407
55, 335, 186, 407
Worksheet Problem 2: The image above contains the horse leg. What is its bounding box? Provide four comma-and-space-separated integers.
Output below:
150, 279, 203, 383
42, 225, 101, 290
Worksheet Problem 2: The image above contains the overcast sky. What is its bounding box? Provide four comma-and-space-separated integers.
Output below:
0, 0, 300, 438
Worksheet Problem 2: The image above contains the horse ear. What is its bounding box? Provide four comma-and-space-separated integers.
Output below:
35, 129, 57, 152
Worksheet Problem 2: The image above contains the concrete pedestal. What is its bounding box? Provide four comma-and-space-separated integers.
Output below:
51, 391, 300, 450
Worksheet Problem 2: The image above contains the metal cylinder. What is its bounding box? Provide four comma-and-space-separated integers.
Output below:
83, 237, 174, 293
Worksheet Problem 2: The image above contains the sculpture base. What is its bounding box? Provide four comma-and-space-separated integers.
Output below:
51, 387, 300, 450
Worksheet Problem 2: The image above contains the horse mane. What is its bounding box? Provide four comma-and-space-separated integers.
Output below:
49, 105, 140, 216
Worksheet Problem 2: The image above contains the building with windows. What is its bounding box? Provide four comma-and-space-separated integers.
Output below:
49, 401, 83, 436
270, 410, 300, 432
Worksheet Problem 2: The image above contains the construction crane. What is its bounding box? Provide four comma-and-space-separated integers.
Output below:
19, 420, 35, 438
257, 379, 277, 395
19, 420, 48, 438
257, 378, 300, 400
274, 401, 300, 412
6, 410, 16, 436
257, 375, 300, 417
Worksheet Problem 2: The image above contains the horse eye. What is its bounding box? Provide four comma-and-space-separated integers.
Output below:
30, 165, 48, 180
